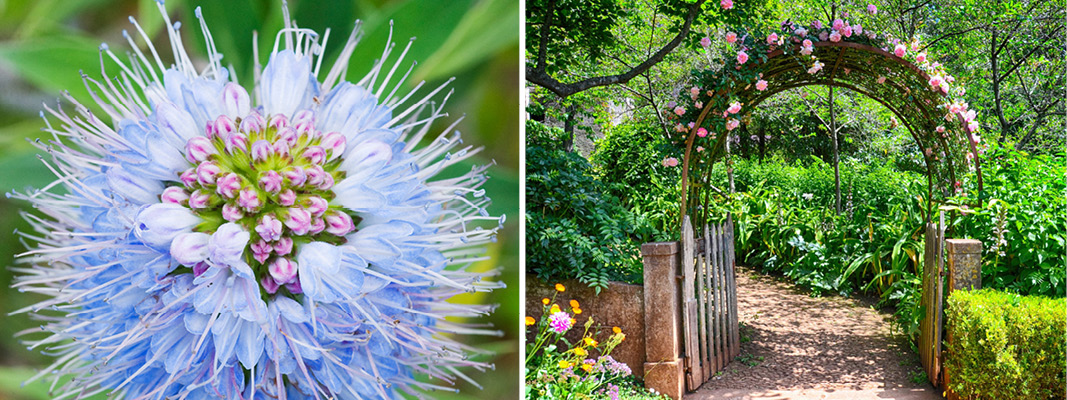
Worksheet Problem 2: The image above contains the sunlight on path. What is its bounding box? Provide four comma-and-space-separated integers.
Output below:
685, 268, 943, 400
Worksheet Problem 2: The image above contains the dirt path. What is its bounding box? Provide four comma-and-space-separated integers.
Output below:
686, 268, 942, 400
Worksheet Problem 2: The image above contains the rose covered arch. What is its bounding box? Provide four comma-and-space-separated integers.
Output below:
666, 9, 984, 226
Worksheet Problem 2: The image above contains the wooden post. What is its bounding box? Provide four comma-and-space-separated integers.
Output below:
642, 241, 685, 400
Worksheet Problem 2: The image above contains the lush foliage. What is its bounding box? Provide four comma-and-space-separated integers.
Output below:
945, 289, 1066, 399
525, 286, 664, 400
949, 141, 1067, 297
526, 122, 659, 289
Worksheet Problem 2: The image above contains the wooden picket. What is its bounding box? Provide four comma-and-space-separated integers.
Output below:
680, 216, 738, 392
919, 213, 946, 386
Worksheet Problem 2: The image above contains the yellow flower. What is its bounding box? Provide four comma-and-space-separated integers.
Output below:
525, 316, 535, 326
612, 326, 622, 334
555, 283, 565, 292
550, 304, 561, 314
574, 308, 583, 315
574, 347, 587, 357
583, 337, 598, 347
580, 363, 593, 372
558, 360, 571, 369
569, 299, 580, 309
570, 318, 577, 325
542, 297, 550, 305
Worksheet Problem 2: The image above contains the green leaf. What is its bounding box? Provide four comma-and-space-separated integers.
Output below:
415, 0, 520, 82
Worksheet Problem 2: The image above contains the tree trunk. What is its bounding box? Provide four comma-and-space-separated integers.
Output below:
563, 104, 576, 152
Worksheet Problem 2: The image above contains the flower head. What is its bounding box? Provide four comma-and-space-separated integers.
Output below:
726, 32, 738, 43
868, 4, 878, 14
12, 4, 504, 398
756, 79, 769, 91
721, 0, 734, 10
737, 50, 749, 64
701, 36, 712, 47
549, 311, 574, 333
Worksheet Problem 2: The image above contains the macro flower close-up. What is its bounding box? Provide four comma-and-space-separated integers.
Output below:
0, 0, 519, 398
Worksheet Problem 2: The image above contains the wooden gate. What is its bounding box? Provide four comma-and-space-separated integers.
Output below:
919, 212, 946, 386
679, 216, 739, 391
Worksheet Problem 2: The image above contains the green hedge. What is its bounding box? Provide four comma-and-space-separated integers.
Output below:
945, 289, 1066, 399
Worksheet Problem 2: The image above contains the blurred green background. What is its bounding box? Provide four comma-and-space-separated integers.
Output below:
0, 0, 520, 398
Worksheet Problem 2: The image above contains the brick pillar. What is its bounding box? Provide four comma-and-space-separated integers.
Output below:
943, 239, 981, 400
641, 242, 684, 400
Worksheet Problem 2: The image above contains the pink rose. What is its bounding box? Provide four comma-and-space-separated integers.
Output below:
894, 44, 906, 57
756, 79, 768, 91
813, 20, 823, 29
697, 127, 708, 137
737, 50, 749, 64
726, 119, 740, 131
674, 106, 686, 116
832, 19, 844, 31
842, 25, 852, 37
916, 53, 927, 63
726, 32, 738, 43
867, 4, 877, 14
767, 32, 779, 44
829, 30, 842, 42
727, 101, 742, 114
936, 126, 946, 133
720, 0, 733, 9
701, 36, 712, 47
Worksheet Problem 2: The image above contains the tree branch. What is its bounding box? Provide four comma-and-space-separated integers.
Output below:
526, 0, 708, 98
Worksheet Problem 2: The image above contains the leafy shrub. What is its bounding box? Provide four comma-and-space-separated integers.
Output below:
951, 142, 1067, 297
945, 289, 1066, 399
526, 140, 655, 288
591, 120, 680, 240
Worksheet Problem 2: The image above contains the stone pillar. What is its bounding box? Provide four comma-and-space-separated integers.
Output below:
943, 239, 981, 400
946, 239, 982, 293
641, 242, 685, 400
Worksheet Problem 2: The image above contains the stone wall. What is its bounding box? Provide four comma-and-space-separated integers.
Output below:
525, 277, 647, 377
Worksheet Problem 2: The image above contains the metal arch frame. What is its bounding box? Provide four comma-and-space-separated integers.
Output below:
679, 41, 984, 226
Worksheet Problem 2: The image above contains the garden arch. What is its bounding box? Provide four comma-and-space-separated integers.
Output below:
670, 39, 984, 227
645, 16, 988, 398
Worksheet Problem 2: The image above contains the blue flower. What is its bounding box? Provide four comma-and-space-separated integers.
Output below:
11, 2, 504, 398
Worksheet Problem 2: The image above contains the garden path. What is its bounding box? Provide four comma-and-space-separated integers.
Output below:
685, 267, 943, 400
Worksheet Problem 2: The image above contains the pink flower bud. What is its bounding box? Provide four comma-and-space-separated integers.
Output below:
251, 239, 272, 261
213, 115, 237, 139
256, 214, 283, 242
282, 167, 306, 187
309, 217, 326, 235
204, 121, 217, 139
259, 170, 283, 194
305, 195, 328, 216
284, 208, 312, 235
251, 140, 273, 162
321, 132, 346, 161
185, 136, 215, 163
189, 189, 211, 209
226, 132, 249, 154
239, 111, 264, 134
260, 275, 279, 294
268, 114, 289, 130
278, 189, 297, 206
274, 237, 293, 256
196, 161, 221, 186
273, 140, 291, 158
303, 146, 326, 165
216, 173, 242, 198
291, 109, 315, 127
161, 187, 190, 205
180, 167, 198, 188
238, 187, 262, 211
222, 203, 244, 221
305, 165, 326, 187
324, 211, 355, 236
285, 279, 302, 294
318, 173, 335, 190
268, 257, 298, 284
275, 127, 298, 147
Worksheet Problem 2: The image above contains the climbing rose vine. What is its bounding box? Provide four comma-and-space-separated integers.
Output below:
10, 2, 503, 398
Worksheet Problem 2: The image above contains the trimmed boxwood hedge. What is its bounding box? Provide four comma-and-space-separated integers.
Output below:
945, 289, 1066, 399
